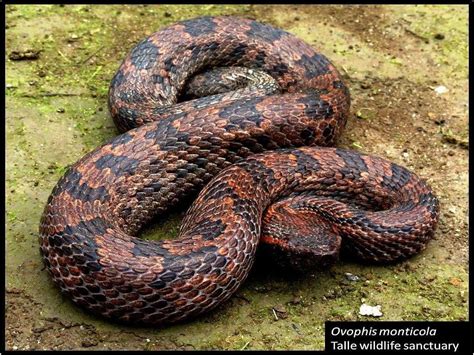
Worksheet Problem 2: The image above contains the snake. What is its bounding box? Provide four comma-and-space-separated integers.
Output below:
39, 16, 440, 326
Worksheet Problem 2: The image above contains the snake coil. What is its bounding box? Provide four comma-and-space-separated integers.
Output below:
39, 16, 439, 326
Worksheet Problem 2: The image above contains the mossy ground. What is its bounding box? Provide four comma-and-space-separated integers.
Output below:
6, 5, 468, 350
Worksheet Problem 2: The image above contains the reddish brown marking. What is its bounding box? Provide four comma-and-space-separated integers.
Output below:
38, 16, 439, 328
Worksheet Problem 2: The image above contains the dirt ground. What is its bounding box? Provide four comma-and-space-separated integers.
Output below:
5, 4, 468, 351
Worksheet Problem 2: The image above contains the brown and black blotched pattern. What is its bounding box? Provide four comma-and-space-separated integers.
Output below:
39, 16, 439, 326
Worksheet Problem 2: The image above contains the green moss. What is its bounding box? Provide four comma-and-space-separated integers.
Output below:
140, 213, 181, 241
391, 5, 468, 80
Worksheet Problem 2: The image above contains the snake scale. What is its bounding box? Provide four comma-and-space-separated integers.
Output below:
39, 16, 440, 326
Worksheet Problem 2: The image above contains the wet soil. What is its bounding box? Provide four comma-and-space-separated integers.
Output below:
6, 4, 468, 350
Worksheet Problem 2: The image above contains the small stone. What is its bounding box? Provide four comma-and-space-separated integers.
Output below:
81, 339, 98, 348
273, 304, 286, 313
272, 305, 288, 320
67, 34, 80, 43
434, 85, 448, 94
449, 277, 462, 286
345, 272, 360, 282
359, 303, 383, 317
57, 108, 65, 113
9, 49, 41, 61
288, 296, 302, 305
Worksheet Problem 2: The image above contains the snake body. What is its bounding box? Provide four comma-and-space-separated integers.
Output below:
39, 16, 439, 325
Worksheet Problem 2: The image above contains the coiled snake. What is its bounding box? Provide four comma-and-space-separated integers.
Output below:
39, 16, 439, 325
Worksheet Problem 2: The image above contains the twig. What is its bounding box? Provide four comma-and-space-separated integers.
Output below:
404, 28, 429, 43
87, 65, 103, 83
57, 49, 71, 62
16, 93, 81, 98
272, 308, 279, 321
240, 341, 251, 350
81, 46, 104, 64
